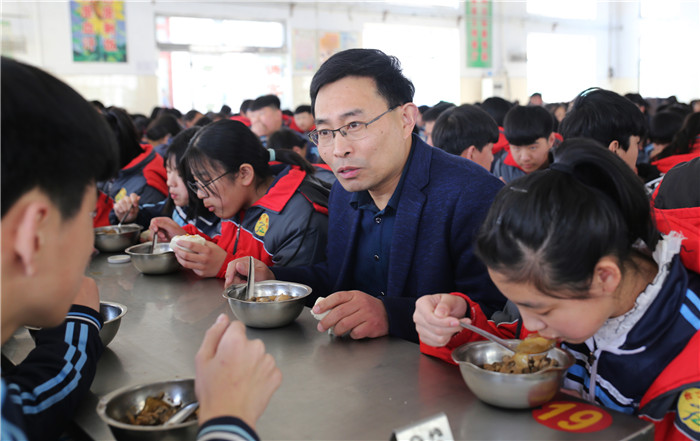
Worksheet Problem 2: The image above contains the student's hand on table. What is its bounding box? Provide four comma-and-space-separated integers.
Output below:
413, 294, 468, 347
112, 193, 140, 223
72, 276, 100, 312
172, 241, 227, 278
195, 315, 281, 430
313, 291, 389, 339
224, 257, 276, 288
149, 217, 186, 243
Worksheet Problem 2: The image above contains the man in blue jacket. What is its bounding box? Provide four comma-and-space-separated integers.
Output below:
226, 48, 505, 343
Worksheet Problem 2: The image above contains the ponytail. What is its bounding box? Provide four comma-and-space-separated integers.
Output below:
268, 148, 315, 174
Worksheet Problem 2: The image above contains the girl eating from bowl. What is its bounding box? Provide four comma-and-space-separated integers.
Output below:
414, 138, 700, 441
150, 119, 329, 278
112, 128, 221, 239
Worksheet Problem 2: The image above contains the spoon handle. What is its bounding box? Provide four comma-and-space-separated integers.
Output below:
245, 256, 255, 300
459, 320, 516, 352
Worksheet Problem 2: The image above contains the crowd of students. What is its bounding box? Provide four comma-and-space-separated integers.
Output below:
2, 48, 699, 441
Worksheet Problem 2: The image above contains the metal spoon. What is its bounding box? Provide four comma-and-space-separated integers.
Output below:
150, 231, 158, 254
245, 255, 255, 301
459, 320, 553, 356
163, 401, 199, 427
115, 203, 134, 233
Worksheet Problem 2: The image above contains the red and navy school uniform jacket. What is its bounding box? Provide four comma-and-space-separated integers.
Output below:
652, 136, 700, 174
98, 143, 168, 206
421, 241, 700, 441
182, 166, 329, 278
1, 306, 104, 441
491, 133, 563, 183
94, 190, 114, 228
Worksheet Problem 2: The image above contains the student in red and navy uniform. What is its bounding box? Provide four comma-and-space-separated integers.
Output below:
414, 139, 700, 441
491, 105, 559, 183
98, 107, 169, 206
651, 112, 700, 174
151, 119, 329, 278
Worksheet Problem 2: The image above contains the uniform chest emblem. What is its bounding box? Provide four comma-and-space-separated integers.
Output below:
677, 387, 700, 434
254, 213, 270, 237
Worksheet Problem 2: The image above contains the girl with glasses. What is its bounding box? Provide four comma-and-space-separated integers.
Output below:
151, 119, 330, 279
112, 127, 221, 240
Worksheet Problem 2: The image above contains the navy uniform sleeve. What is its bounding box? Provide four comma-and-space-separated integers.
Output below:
1, 305, 104, 441
197, 416, 260, 441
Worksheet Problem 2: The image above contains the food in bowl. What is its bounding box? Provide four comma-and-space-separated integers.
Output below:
482, 333, 558, 374
452, 340, 575, 409
223, 280, 312, 328
170, 234, 206, 251
482, 353, 559, 374
121, 392, 197, 426
250, 293, 292, 302
94, 224, 143, 253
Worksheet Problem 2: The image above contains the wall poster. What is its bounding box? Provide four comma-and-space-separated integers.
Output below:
466, 0, 492, 68
71, 1, 126, 62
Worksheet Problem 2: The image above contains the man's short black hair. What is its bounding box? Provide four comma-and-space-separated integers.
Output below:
422, 101, 456, 124
559, 88, 647, 151
250, 94, 281, 112
1, 57, 119, 219
294, 105, 312, 115
432, 105, 499, 155
480, 97, 514, 126
310, 48, 415, 115
504, 105, 554, 146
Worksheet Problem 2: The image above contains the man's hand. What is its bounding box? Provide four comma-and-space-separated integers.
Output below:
195, 315, 281, 429
312, 291, 389, 339
413, 294, 468, 347
224, 257, 275, 288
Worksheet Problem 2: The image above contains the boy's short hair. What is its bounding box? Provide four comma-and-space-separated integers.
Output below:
294, 105, 312, 115
480, 97, 514, 126
240, 99, 253, 114
1, 57, 118, 219
432, 105, 499, 155
649, 111, 684, 145
422, 101, 456, 124
559, 87, 648, 151
250, 94, 281, 112
504, 105, 554, 146
310, 48, 415, 115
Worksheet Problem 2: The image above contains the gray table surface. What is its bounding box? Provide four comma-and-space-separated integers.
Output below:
3, 253, 654, 441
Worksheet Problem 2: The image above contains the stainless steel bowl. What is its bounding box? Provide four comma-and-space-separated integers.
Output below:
100, 301, 127, 347
452, 340, 574, 409
95, 225, 143, 253
97, 378, 198, 441
26, 301, 127, 347
223, 280, 312, 328
125, 243, 180, 275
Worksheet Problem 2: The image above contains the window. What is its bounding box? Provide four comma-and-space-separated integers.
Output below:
155, 16, 287, 112
526, 32, 596, 103
526, 0, 597, 20
363, 23, 460, 106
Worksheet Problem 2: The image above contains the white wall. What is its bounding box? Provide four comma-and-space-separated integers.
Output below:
2, 1, 698, 115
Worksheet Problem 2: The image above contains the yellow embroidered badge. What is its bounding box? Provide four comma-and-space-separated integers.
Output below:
254, 213, 270, 237
677, 387, 700, 433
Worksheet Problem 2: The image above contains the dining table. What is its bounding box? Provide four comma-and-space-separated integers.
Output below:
2, 251, 654, 441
